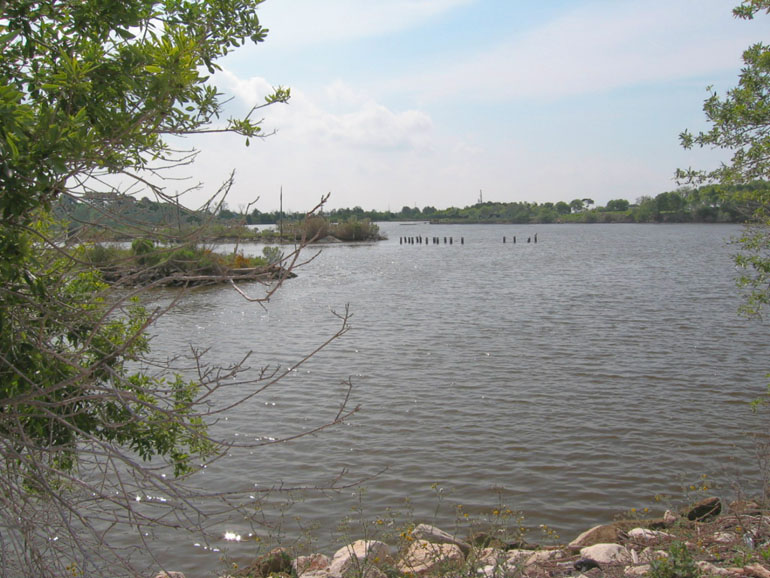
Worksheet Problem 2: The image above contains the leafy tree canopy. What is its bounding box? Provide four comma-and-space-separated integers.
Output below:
0, 0, 295, 573
679, 0, 770, 318
678, 1, 770, 186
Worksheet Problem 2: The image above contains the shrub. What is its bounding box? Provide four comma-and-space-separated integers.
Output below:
333, 218, 379, 241
303, 215, 330, 241
649, 541, 701, 578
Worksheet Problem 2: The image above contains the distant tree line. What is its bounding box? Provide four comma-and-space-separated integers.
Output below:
316, 182, 767, 224
57, 182, 768, 237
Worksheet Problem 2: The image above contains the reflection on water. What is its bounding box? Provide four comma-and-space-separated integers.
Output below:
137, 223, 768, 575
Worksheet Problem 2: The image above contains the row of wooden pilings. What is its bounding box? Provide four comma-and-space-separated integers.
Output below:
398, 233, 538, 245
400, 236, 462, 245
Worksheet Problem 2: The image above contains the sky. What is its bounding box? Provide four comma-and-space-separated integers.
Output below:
165, 0, 767, 213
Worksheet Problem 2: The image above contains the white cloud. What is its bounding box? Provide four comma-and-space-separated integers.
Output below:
413, 0, 760, 101
220, 71, 433, 151
258, 0, 475, 48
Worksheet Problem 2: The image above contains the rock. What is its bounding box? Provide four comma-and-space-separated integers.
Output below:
476, 564, 497, 578
476, 548, 534, 578
155, 573, 186, 578
329, 540, 390, 578
712, 531, 737, 544
475, 547, 533, 575
569, 524, 626, 548
663, 510, 678, 525
624, 564, 651, 577
296, 572, 332, 578
639, 547, 668, 563
745, 563, 770, 578
627, 527, 672, 544
294, 553, 332, 577
475, 547, 504, 566
525, 549, 567, 565
397, 540, 465, 576
682, 497, 721, 521
579, 543, 632, 565
412, 523, 471, 555
694, 561, 735, 576
504, 549, 536, 566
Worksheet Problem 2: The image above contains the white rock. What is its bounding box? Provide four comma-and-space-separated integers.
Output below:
329, 540, 390, 578
569, 524, 622, 548
297, 572, 333, 578
397, 539, 465, 576
295, 553, 332, 577
712, 531, 736, 544
628, 528, 673, 544
697, 561, 735, 576
663, 510, 678, 525
477, 564, 495, 578
475, 548, 533, 576
744, 563, 770, 578
579, 543, 632, 564
639, 547, 669, 563
412, 523, 471, 554
476, 548, 504, 567
525, 549, 566, 566
624, 564, 651, 577
505, 549, 536, 566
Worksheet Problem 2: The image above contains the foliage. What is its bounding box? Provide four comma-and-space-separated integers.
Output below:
648, 542, 701, 578
0, 0, 313, 575
678, 1, 770, 322
332, 218, 380, 242
303, 215, 330, 240
56, 180, 770, 231
678, 2, 770, 185
736, 224, 770, 318
605, 199, 630, 212
1, 220, 213, 486
263, 245, 284, 265
83, 241, 271, 282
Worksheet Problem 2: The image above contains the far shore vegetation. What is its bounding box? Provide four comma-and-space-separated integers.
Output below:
58, 181, 769, 246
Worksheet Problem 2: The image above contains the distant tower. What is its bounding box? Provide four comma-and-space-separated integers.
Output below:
478, 189, 483, 204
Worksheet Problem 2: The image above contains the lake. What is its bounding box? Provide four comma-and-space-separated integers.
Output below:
144, 222, 769, 575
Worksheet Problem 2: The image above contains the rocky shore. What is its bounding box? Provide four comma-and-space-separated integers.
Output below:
155, 497, 770, 578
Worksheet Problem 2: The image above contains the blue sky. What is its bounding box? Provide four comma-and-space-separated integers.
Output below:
171, 0, 767, 213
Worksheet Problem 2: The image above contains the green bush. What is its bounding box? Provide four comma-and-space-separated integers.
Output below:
83, 243, 126, 267
649, 541, 701, 578
332, 218, 379, 241
131, 238, 160, 266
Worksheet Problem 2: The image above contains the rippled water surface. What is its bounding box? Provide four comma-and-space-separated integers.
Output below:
146, 223, 768, 575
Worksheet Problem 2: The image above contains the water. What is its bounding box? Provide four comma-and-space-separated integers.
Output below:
143, 223, 768, 575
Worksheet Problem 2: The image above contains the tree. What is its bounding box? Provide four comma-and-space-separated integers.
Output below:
0, 1, 353, 576
605, 199, 630, 212
555, 201, 571, 215
679, 1, 770, 318
655, 191, 686, 214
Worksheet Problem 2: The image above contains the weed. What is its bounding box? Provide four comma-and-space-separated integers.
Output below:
648, 541, 701, 578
